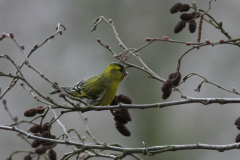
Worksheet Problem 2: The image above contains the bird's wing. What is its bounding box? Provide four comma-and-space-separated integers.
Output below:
74, 74, 107, 99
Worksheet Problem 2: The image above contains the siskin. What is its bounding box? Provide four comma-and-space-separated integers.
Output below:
50, 62, 130, 106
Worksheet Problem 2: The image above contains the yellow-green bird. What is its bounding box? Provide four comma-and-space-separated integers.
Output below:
50, 62, 130, 106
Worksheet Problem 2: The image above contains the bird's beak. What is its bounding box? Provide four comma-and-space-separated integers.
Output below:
125, 71, 130, 77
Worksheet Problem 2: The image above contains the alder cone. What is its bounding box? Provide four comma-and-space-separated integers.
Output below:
180, 13, 194, 21
24, 108, 37, 117
170, 3, 182, 14
120, 108, 132, 122
180, 4, 190, 12
42, 122, 51, 132
174, 20, 186, 33
189, 20, 197, 33
168, 72, 181, 86
48, 149, 57, 160
35, 146, 47, 154
31, 139, 41, 148
36, 106, 45, 114
161, 80, 172, 93
162, 89, 172, 100
235, 133, 240, 143
30, 124, 41, 133
115, 122, 131, 137
117, 94, 132, 104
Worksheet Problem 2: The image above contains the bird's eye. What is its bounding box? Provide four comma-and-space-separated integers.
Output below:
119, 69, 123, 73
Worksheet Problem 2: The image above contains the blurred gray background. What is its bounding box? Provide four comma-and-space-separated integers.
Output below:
1, 0, 240, 159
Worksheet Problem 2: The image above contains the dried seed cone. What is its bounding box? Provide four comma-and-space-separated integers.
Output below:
115, 122, 131, 137
42, 135, 56, 146
31, 139, 41, 148
42, 131, 51, 138
180, 13, 194, 21
24, 108, 37, 117
9, 33, 14, 39
120, 108, 132, 121
24, 155, 32, 160
174, 20, 186, 33
235, 117, 240, 130
35, 146, 47, 154
235, 133, 240, 143
42, 141, 55, 146
42, 122, 51, 132
114, 110, 128, 125
191, 11, 197, 17
180, 4, 190, 12
170, 3, 182, 14
161, 80, 172, 93
117, 94, 132, 104
162, 89, 172, 100
161, 80, 172, 100
48, 149, 57, 160
2, 99, 6, 105
189, 20, 197, 33
36, 106, 45, 114
168, 72, 181, 86
34, 133, 42, 137
30, 124, 41, 133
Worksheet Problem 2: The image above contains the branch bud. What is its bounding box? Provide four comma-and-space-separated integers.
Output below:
20, 44, 25, 50
2, 99, 6, 105
232, 87, 236, 93
49, 35, 54, 39
162, 36, 169, 40
1, 32, 6, 37
219, 39, 224, 43
192, 1, 197, 7
205, 39, 211, 44
218, 21, 223, 28
59, 93, 65, 98
33, 44, 38, 49
145, 37, 152, 41
9, 33, 14, 39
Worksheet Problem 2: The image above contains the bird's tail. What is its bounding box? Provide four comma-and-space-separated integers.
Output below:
50, 85, 60, 94
50, 85, 72, 94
